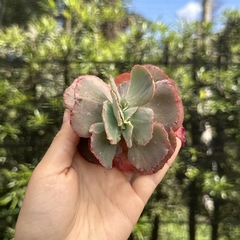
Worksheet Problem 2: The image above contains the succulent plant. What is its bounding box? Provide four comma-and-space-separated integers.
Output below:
63, 64, 185, 175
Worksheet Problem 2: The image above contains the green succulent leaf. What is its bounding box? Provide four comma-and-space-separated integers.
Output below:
102, 100, 121, 144
90, 130, 118, 168
146, 80, 182, 131
130, 107, 154, 146
118, 81, 129, 99
89, 122, 105, 133
122, 122, 134, 148
128, 123, 170, 174
110, 90, 123, 127
71, 98, 103, 137
123, 107, 138, 122
125, 65, 155, 107
109, 75, 121, 102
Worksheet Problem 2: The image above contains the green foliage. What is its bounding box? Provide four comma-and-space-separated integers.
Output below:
0, 164, 33, 239
132, 216, 152, 240
0, 165, 32, 209
203, 172, 233, 199
1, 0, 44, 27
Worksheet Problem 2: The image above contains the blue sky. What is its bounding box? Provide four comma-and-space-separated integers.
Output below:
128, 0, 240, 23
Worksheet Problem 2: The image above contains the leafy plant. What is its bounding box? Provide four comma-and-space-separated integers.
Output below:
0, 164, 33, 238
64, 64, 185, 174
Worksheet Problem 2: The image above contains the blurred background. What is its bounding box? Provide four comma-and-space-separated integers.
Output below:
0, 0, 240, 239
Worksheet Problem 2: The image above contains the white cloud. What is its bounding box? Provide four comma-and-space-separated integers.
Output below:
177, 2, 202, 21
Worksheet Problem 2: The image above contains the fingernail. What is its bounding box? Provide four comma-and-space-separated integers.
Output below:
63, 109, 70, 123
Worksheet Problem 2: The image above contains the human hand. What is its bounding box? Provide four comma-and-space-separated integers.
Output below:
15, 109, 181, 240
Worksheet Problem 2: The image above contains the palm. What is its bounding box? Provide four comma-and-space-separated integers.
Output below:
67, 155, 144, 240
15, 113, 181, 240
17, 154, 143, 240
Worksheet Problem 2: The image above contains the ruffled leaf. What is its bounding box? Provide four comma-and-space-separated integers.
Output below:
71, 98, 103, 137
125, 65, 155, 107
109, 76, 121, 102
151, 129, 177, 173
130, 107, 154, 146
89, 122, 105, 133
146, 80, 184, 131
74, 75, 112, 102
143, 64, 169, 82
66, 75, 112, 137
143, 65, 184, 131
122, 122, 133, 148
63, 77, 81, 110
110, 90, 123, 127
90, 130, 118, 168
118, 81, 129, 100
128, 122, 171, 174
102, 100, 121, 144
123, 107, 138, 122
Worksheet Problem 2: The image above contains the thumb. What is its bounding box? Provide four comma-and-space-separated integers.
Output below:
39, 109, 80, 173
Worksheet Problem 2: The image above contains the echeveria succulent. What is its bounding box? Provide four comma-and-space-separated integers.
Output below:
63, 64, 185, 175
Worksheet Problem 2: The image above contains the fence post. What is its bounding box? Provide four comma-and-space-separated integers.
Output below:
189, 179, 197, 240
150, 214, 160, 240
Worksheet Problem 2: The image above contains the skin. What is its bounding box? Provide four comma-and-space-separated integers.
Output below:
15, 109, 181, 240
